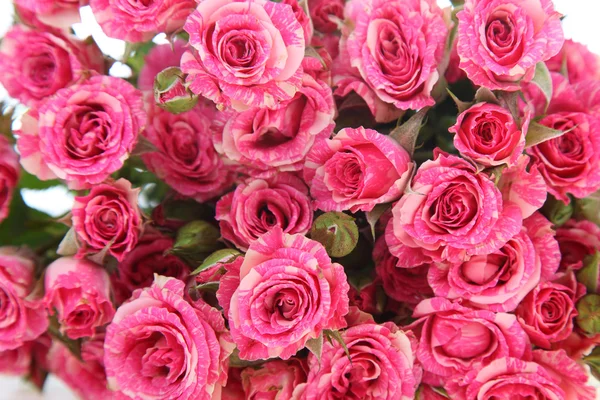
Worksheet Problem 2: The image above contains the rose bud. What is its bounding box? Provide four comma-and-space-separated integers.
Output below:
541, 194, 573, 227
574, 190, 600, 226
240, 358, 307, 399
0, 136, 19, 223
576, 294, 600, 335
310, 212, 359, 258
171, 220, 222, 266
556, 219, 600, 271
154, 67, 199, 114
577, 251, 600, 294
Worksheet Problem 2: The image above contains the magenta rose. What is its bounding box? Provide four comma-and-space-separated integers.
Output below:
456, 0, 564, 91
214, 72, 335, 174
142, 101, 235, 202
310, 0, 344, 33
105, 276, 233, 400
0, 136, 20, 223
216, 173, 313, 251
16, 75, 145, 189
71, 179, 143, 262
0, 25, 104, 107
293, 322, 421, 400
556, 219, 600, 271
0, 247, 48, 351
386, 151, 522, 267
533, 350, 597, 400
181, 0, 305, 110
546, 39, 600, 84
43, 257, 115, 339
14, 0, 84, 29
516, 271, 585, 349
241, 358, 307, 399
343, 0, 448, 110
138, 41, 187, 91
90, 0, 195, 42
428, 212, 559, 312
48, 333, 114, 400
304, 126, 413, 212
217, 228, 349, 360
449, 102, 528, 167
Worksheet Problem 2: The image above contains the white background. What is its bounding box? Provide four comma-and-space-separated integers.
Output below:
0, 0, 599, 399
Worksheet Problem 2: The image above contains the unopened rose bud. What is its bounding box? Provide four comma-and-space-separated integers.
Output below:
577, 251, 600, 293
310, 212, 359, 258
541, 194, 573, 226
173, 220, 220, 254
154, 67, 198, 114
574, 190, 600, 226
576, 294, 600, 335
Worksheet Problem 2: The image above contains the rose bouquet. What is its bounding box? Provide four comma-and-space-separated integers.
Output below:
0, 0, 599, 399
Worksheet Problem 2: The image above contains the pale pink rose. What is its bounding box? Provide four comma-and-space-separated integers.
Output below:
14, 0, 84, 29
16, 76, 145, 189
0, 136, 20, 223
218, 228, 349, 360
304, 126, 413, 212
309, 0, 344, 33
556, 219, 600, 271
343, 0, 448, 111
386, 151, 522, 267
0, 25, 104, 107
142, 101, 235, 202
516, 271, 585, 349
546, 39, 600, 84
574, 79, 600, 119
44, 257, 114, 339
72, 179, 143, 262
281, 0, 314, 44
216, 173, 313, 251
497, 154, 547, 218
446, 357, 565, 400
0, 335, 50, 386
303, 37, 334, 86
449, 102, 528, 167
138, 41, 187, 91
48, 333, 114, 400
241, 358, 307, 399
90, 0, 196, 42
456, 0, 564, 91
105, 276, 233, 400
181, 0, 305, 110
533, 350, 596, 400
411, 298, 530, 385
428, 212, 559, 312
293, 322, 421, 400
213, 73, 335, 174
0, 248, 48, 351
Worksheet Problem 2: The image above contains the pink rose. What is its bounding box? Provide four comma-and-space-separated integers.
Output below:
281, 0, 314, 44
428, 212, 559, 312
386, 151, 522, 267
71, 179, 143, 262
0, 136, 20, 223
105, 276, 233, 400
48, 333, 114, 400
142, 101, 235, 202
293, 322, 421, 400
90, 0, 196, 42
181, 0, 305, 110
213, 72, 335, 174
138, 41, 187, 91
43, 257, 115, 339
516, 271, 585, 349
304, 126, 413, 212
241, 358, 307, 399
0, 25, 104, 107
222, 368, 245, 400
217, 228, 349, 360
14, 0, 84, 29
0, 335, 50, 387
348, 281, 380, 316
546, 39, 600, 84
412, 298, 530, 385
556, 219, 600, 271
574, 79, 600, 119
448, 102, 528, 167
497, 154, 547, 218
303, 38, 334, 86
16, 76, 145, 189
309, 0, 344, 33
533, 350, 597, 400
456, 0, 564, 91
216, 173, 313, 251
111, 229, 191, 304
344, 0, 448, 110
445, 41, 467, 84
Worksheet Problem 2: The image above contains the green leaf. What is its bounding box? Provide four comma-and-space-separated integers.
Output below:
531, 62, 553, 110
227, 348, 266, 368
474, 87, 500, 105
194, 281, 220, 293
525, 121, 568, 148
366, 203, 391, 240
389, 108, 430, 155
124, 41, 156, 75
324, 329, 351, 361
583, 346, 600, 381
18, 171, 62, 190
305, 333, 324, 363
47, 314, 82, 360
446, 89, 472, 113
191, 248, 241, 275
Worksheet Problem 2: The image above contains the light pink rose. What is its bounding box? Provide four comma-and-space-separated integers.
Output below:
16, 76, 145, 189
293, 322, 421, 400
456, 0, 564, 91
216, 173, 313, 251
0, 25, 104, 107
241, 358, 307, 399
344, 0, 447, 111
89, 0, 196, 42
105, 276, 233, 400
497, 154, 547, 218
428, 212, 559, 312
181, 0, 305, 110
217, 228, 349, 360
71, 179, 143, 262
0, 335, 50, 387
138, 41, 187, 91
533, 350, 597, 400
304, 126, 413, 212
0, 136, 20, 223
449, 102, 528, 167
310, 0, 343, 33
48, 333, 115, 400
303, 37, 334, 86
556, 219, 600, 271
44, 257, 114, 339
386, 151, 522, 267
281, 0, 314, 44
14, 0, 84, 29
142, 101, 235, 202
574, 79, 600, 119
546, 39, 600, 84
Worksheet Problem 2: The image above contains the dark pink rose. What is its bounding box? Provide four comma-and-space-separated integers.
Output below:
533, 350, 596, 400
241, 358, 307, 399
445, 41, 467, 84
44, 257, 115, 339
216, 173, 313, 251
304, 126, 413, 212
281, 0, 314, 44
348, 281, 380, 316
14, 0, 84, 29
457, 0, 564, 91
309, 0, 344, 33
556, 219, 600, 271
105, 276, 234, 400
386, 151, 522, 267
293, 322, 421, 400
0, 136, 20, 223
546, 39, 600, 84
0, 25, 104, 107
138, 41, 187, 91
222, 368, 245, 400
72, 179, 143, 262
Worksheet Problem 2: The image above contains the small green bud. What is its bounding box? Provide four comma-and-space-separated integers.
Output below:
173, 221, 220, 254
577, 251, 600, 294
576, 294, 600, 335
541, 194, 573, 226
574, 190, 600, 226
310, 212, 359, 258
154, 67, 198, 114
